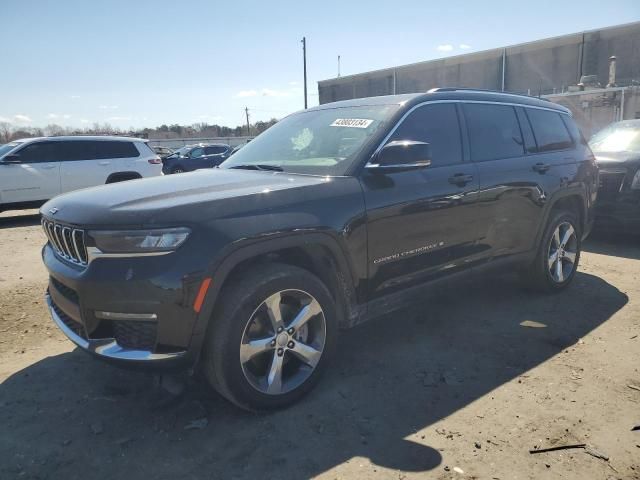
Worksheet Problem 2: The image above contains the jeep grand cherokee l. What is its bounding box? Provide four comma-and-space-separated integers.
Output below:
0, 136, 162, 213
40, 89, 597, 411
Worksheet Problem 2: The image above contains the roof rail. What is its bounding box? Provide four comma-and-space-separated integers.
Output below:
427, 87, 552, 102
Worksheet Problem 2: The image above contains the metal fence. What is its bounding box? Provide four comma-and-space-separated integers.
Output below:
147, 136, 254, 149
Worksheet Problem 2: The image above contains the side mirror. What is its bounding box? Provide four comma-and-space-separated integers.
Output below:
1, 154, 21, 164
367, 140, 431, 173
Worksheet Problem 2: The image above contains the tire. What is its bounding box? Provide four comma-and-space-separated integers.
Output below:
201, 263, 337, 411
522, 210, 581, 292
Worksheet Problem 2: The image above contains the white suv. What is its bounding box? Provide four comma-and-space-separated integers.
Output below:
0, 136, 162, 212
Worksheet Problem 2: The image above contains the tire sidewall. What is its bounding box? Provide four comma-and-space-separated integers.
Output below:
539, 212, 581, 291
213, 267, 337, 410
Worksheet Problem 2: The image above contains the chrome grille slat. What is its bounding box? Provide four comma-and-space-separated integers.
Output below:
42, 219, 88, 266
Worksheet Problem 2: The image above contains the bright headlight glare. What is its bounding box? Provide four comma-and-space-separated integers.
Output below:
631, 170, 640, 190
89, 227, 191, 253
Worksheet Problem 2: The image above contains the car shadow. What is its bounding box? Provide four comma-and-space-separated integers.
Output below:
0, 211, 41, 229
583, 234, 640, 260
0, 271, 627, 479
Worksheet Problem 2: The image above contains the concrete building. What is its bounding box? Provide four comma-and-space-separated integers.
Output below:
318, 22, 640, 105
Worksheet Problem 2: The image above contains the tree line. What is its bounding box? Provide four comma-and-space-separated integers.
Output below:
0, 118, 279, 144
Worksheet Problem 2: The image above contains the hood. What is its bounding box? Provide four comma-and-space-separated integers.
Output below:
594, 150, 640, 168
41, 169, 330, 227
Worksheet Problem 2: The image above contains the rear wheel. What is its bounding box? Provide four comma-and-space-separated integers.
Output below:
522, 211, 581, 292
202, 263, 337, 411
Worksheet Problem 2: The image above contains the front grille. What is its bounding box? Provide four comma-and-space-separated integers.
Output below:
42, 219, 88, 265
51, 298, 87, 339
113, 321, 157, 350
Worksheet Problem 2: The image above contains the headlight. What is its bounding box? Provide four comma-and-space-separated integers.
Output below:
88, 227, 190, 253
631, 170, 640, 190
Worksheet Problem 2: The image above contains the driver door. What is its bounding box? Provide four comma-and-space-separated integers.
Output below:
361, 102, 481, 300
0, 141, 61, 204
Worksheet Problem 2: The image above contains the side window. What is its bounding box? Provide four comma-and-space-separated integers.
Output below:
526, 109, 574, 152
189, 147, 205, 158
463, 103, 524, 162
94, 141, 140, 159
15, 142, 58, 162
388, 103, 462, 167
61, 141, 97, 161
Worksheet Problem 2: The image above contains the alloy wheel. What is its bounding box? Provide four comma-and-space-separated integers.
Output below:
239, 289, 326, 395
547, 221, 578, 283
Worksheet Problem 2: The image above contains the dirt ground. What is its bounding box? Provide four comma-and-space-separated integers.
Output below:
0, 209, 639, 480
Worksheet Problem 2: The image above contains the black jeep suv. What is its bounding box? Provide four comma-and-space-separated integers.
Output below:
40, 89, 597, 410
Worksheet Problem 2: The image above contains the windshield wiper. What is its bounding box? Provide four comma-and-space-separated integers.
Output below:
230, 164, 284, 172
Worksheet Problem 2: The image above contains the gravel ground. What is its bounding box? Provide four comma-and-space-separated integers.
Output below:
0, 209, 639, 480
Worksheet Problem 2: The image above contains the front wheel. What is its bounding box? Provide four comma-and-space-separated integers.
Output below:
201, 263, 337, 411
522, 211, 581, 292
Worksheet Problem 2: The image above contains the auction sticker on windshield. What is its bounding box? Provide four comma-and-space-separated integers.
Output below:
330, 118, 374, 128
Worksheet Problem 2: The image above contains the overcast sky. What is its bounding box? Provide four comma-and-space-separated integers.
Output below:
1, 0, 638, 130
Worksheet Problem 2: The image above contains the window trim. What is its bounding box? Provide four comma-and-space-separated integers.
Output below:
367, 99, 571, 167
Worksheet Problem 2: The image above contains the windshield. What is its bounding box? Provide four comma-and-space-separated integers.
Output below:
220, 105, 400, 175
589, 121, 640, 153
0, 142, 22, 158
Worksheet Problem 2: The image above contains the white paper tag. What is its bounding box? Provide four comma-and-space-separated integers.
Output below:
330, 118, 374, 128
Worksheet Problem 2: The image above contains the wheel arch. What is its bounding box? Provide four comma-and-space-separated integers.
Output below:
195, 233, 360, 340
105, 171, 142, 183
535, 188, 588, 251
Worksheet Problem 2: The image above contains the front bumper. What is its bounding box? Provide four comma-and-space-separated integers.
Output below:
42, 239, 210, 370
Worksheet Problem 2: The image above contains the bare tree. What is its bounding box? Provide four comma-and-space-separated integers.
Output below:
0, 122, 12, 143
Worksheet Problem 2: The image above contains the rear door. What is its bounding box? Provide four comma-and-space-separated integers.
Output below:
361, 102, 480, 299
0, 141, 61, 203
59, 140, 106, 192
466, 103, 575, 260
204, 145, 229, 166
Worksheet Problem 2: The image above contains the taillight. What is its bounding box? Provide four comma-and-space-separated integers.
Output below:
148, 157, 162, 164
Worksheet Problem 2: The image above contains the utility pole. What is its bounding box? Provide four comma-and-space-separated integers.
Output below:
244, 107, 250, 136
338, 55, 341, 77
301, 37, 308, 109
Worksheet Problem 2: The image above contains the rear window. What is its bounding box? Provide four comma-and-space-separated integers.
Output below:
463, 103, 524, 162
526, 109, 574, 152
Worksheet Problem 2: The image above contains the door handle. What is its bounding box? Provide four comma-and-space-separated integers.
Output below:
98, 161, 110, 166
532, 162, 551, 173
40, 164, 56, 169
448, 173, 474, 186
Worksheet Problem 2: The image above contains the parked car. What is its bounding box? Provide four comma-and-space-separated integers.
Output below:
40, 89, 596, 410
151, 145, 174, 159
0, 136, 161, 213
161, 143, 231, 174
589, 119, 640, 234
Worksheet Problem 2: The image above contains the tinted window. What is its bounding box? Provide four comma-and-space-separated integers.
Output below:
205, 146, 227, 155
94, 141, 139, 159
15, 142, 59, 162
49, 140, 139, 161
526, 109, 573, 152
388, 103, 462, 166
463, 103, 524, 162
